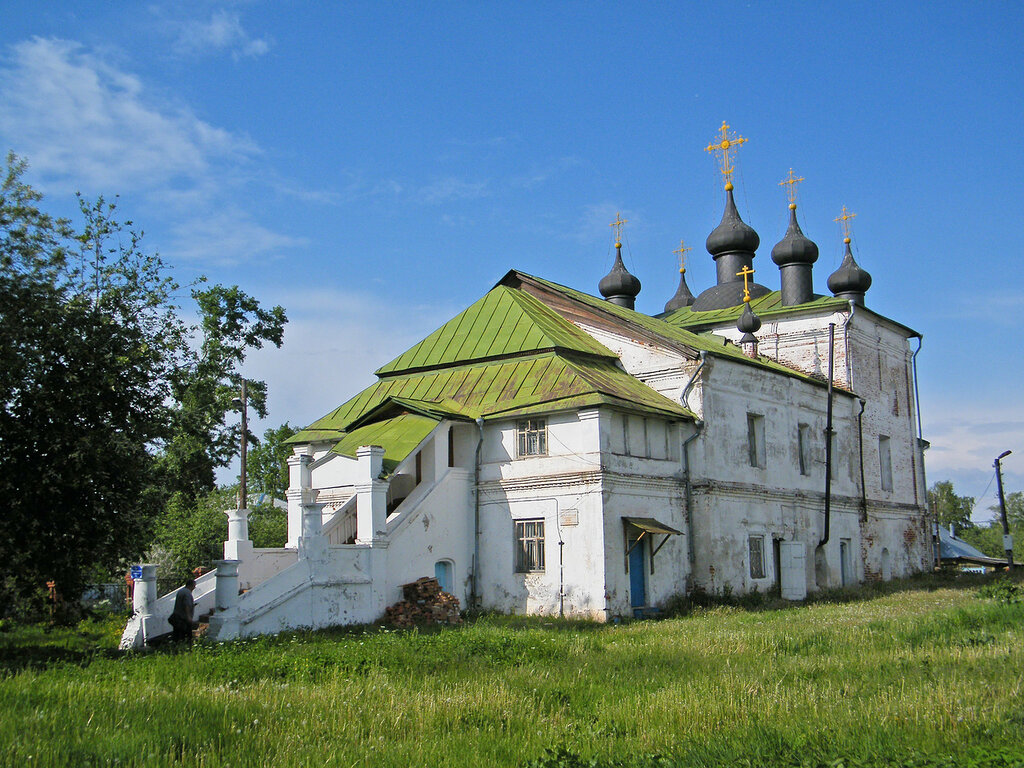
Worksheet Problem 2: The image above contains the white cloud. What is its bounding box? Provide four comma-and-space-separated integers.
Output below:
170, 10, 272, 59
0, 37, 257, 195
573, 203, 642, 245
921, 399, 1024, 518
167, 208, 307, 265
0, 36, 311, 266
218, 288, 460, 482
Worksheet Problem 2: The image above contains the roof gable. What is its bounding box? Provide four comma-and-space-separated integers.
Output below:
504, 271, 841, 389
375, 285, 614, 377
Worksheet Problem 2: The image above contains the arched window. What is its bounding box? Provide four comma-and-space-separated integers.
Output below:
881, 548, 892, 581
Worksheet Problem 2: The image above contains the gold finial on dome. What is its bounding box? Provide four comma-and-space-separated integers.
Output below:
673, 239, 691, 274
736, 265, 756, 303
705, 121, 748, 189
834, 206, 857, 244
610, 212, 628, 248
779, 168, 804, 208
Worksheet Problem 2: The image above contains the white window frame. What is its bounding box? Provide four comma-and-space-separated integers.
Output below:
514, 519, 545, 573
516, 418, 547, 458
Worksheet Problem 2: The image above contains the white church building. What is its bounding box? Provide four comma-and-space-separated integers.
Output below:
123, 129, 931, 646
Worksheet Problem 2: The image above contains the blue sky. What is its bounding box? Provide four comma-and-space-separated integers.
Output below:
1, 2, 1022, 517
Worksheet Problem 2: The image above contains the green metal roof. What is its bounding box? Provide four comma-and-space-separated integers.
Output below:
660, 290, 848, 328
330, 412, 440, 473
289, 351, 694, 445
508, 272, 838, 388
290, 272, 863, 450
376, 285, 614, 376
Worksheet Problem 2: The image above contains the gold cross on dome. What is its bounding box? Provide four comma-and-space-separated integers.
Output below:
736, 265, 755, 303
673, 239, 691, 273
610, 212, 628, 246
705, 121, 748, 189
779, 168, 804, 206
834, 206, 857, 241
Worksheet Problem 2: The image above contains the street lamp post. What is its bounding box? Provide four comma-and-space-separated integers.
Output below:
994, 450, 1013, 568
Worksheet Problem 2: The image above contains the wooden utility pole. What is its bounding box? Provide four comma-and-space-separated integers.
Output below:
995, 450, 1013, 567
236, 380, 248, 510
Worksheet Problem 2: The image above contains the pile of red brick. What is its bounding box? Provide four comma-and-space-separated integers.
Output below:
383, 577, 462, 629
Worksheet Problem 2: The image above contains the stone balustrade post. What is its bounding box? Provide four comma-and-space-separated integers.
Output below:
224, 508, 254, 561
226, 508, 250, 542
132, 564, 158, 616
356, 445, 388, 544
286, 446, 314, 547
213, 559, 241, 611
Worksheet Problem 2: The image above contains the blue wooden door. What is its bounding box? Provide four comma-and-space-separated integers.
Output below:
628, 537, 646, 613
434, 561, 453, 594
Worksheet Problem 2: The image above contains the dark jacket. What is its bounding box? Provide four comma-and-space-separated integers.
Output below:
169, 586, 196, 629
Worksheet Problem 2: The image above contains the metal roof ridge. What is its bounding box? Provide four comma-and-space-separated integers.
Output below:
375, 345, 614, 380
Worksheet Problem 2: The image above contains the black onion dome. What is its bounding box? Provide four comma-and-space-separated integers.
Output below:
599, 245, 641, 301
737, 301, 762, 335
771, 206, 819, 267
706, 187, 760, 256
827, 240, 872, 297
664, 270, 695, 312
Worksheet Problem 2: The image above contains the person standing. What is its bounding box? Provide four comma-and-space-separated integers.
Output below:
168, 579, 198, 645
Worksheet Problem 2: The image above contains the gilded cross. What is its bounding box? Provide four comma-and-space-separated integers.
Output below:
779, 168, 804, 206
673, 239, 691, 273
834, 206, 857, 242
610, 212, 628, 247
736, 265, 755, 303
705, 121, 748, 188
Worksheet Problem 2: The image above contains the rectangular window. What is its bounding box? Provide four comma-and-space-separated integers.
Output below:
515, 519, 545, 572
747, 413, 766, 468
448, 426, 455, 468
797, 423, 811, 476
879, 435, 893, 492
749, 535, 766, 579
516, 418, 547, 457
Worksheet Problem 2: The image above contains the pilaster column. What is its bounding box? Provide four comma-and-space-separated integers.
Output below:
286, 447, 314, 547
356, 445, 388, 543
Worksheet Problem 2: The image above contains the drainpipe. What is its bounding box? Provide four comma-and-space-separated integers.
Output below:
680, 352, 707, 591
910, 335, 934, 567
472, 417, 484, 611
856, 398, 867, 522
819, 323, 836, 549
842, 302, 857, 391
681, 421, 704, 591
681, 352, 708, 414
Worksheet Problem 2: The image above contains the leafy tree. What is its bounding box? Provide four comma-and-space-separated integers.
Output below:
0, 155, 188, 613
0, 153, 289, 616
990, 491, 1024, 527
959, 518, 1024, 560
248, 422, 299, 501
928, 481, 975, 531
158, 285, 287, 501
153, 485, 287, 580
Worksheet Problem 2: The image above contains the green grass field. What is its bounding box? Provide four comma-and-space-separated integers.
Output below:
1, 573, 1023, 768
